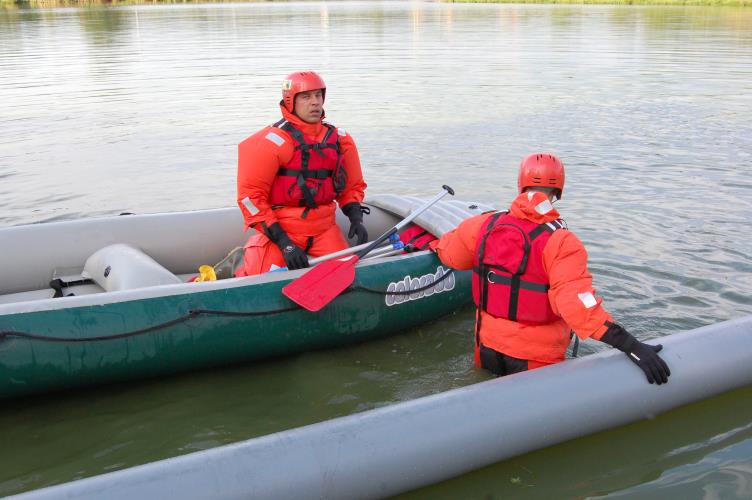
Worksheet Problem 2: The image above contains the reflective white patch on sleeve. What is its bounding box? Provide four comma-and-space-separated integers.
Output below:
241, 197, 260, 215
577, 292, 597, 309
535, 199, 554, 215
338, 128, 347, 136
264, 132, 285, 146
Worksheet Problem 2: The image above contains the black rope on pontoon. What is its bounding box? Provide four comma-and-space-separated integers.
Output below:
0, 270, 455, 343
0, 306, 300, 343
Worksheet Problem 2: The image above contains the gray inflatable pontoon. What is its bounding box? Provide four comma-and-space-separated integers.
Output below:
12, 315, 752, 499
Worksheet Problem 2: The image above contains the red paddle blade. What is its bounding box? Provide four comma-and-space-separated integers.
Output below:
282, 255, 360, 312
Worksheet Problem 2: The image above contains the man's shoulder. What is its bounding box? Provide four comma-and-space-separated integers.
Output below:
465, 211, 502, 229
239, 124, 293, 150
546, 225, 585, 251
452, 212, 497, 241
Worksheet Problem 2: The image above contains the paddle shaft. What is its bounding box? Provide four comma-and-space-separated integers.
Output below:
307, 236, 399, 266
359, 244, 404, 261
270, 240, 400, 273
354, 185, 454, 259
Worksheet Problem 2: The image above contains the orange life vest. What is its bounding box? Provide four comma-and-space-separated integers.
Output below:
472, 211, 566, 324
268, 120, 345, 209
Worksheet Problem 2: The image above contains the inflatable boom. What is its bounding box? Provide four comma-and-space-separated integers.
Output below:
14, 315, 752, 500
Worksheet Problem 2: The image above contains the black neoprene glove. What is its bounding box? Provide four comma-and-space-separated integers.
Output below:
600, 323, 671, 385
342, 202, 368, 245
265, 223, 309, 270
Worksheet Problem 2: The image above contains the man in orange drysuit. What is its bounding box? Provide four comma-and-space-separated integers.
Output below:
236, 71, 368, 275
431, 153, 670, 384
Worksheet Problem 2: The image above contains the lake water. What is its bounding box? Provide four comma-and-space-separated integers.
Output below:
1, 1, 751, 497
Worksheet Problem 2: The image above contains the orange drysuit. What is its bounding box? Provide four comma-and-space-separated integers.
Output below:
432, 191, 614, 367
236, 104, 367, 275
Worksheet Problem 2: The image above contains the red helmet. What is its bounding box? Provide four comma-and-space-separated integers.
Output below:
281, 71, 326, 113
518, 153, 565, 200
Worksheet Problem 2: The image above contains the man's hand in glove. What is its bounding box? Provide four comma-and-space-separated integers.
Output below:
342, 202, 369, 245
265, 222, 309, 270
600, 322, 671, 385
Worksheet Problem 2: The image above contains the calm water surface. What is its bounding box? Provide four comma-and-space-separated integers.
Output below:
1, 1, 751, 497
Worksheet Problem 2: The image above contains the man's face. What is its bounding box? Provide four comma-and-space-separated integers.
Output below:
294, 89, 324, 123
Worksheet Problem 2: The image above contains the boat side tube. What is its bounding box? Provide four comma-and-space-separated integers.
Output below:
14, 315, 752, 500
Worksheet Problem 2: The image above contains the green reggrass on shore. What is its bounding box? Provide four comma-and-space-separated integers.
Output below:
2, 0, 750, 9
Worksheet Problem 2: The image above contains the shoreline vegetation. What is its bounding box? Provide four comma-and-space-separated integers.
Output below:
1, 0, 751, 9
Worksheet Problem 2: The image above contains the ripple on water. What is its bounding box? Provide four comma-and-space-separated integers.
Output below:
604, 434, 752, 500
327, 394, 359, 406
720, 291, 752, 307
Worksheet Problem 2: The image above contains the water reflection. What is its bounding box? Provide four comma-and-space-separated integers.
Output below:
78, 5, 132, 45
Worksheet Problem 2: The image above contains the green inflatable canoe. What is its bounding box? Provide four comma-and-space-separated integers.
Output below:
0, 195, 491, 399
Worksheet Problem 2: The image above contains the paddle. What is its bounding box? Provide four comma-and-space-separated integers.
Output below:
283, 185, 455, 312
270, 233, 403, 272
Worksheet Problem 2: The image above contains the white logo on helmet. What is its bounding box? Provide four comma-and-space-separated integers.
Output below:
282, 79, 293, 91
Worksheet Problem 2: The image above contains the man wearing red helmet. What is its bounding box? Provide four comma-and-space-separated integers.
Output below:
430, 153, 670, 385
236, 71, 368, 275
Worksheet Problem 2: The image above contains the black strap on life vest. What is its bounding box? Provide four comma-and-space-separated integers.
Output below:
275, 168, 332, 179
482, 271, 550, 292
273, 120, 341, 210
528, 219, 566, 240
